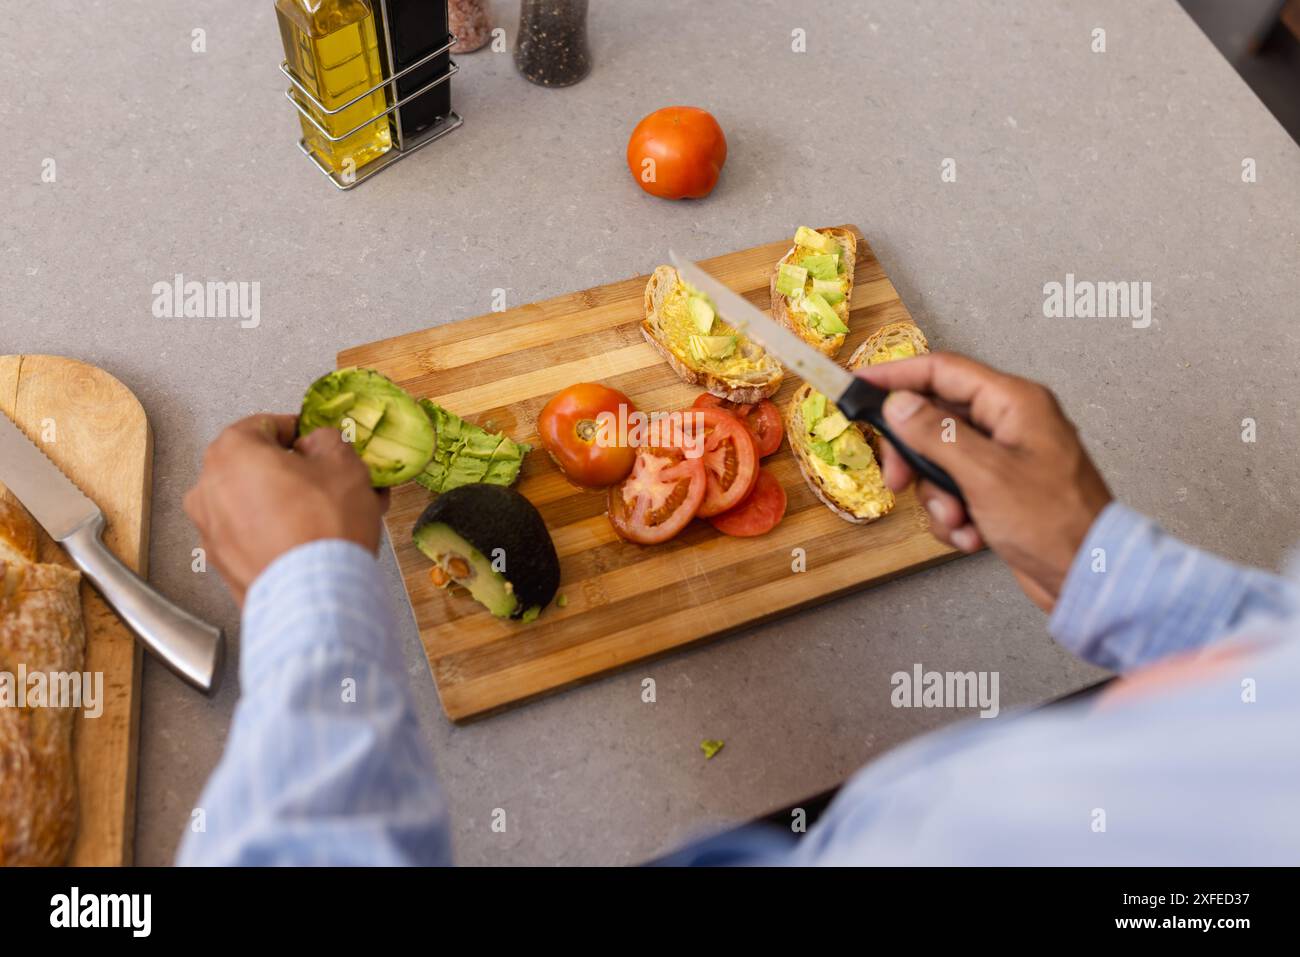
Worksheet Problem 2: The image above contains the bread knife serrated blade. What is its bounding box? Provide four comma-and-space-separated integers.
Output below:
668, 251, 963, 503
0, 410, 223, 692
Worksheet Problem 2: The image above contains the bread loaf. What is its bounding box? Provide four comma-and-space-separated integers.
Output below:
0, 499, 85, 866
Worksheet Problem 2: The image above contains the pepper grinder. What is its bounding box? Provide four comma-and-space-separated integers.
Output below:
514, 0, 590, 87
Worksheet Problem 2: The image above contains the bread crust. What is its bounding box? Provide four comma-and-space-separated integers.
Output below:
785, 383, 895, 525
0, 502, 84, 866
642, 265, 784, 404
0, 500, 39, 565
769, 227, 858, 358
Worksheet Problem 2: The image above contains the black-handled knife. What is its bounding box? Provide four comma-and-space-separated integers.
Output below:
668, 251, 964, 506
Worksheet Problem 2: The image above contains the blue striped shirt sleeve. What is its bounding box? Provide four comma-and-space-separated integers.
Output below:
176, 539, 450, 866
1048, 502, 1299, 673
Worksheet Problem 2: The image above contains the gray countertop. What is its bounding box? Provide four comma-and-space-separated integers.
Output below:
5, 0, 1299, 865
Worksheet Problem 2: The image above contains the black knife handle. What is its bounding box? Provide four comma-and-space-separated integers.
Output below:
838, 377, 965, 506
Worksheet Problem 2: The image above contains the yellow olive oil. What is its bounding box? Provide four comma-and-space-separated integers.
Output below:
276, 0, 392, 176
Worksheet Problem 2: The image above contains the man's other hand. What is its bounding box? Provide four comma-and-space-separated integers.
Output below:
858, 354, 1111, 612
184, 415, 388, 606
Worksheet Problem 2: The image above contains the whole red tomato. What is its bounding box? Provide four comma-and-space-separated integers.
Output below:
626, 106, 728, 200
538, 383, 638, 488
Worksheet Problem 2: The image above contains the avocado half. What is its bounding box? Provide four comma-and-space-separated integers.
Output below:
413, 484, 560, 621
298, 368, 435, 487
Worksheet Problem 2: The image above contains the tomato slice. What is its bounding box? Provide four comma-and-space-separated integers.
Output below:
708, 468, 787, 537
681, 406, 759, 517
693, 394, 784, 458
607, 444, 706, 544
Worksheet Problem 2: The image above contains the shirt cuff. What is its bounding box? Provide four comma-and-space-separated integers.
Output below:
1048, 502, 1145, 655
240, 539, 402, 691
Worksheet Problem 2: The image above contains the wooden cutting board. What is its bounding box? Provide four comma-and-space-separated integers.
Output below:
0, 355, 148, 865
341, 226, 962, 721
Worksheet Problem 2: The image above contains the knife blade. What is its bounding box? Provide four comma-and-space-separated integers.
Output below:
669, 251, 964, 504
0, 411, 223, 691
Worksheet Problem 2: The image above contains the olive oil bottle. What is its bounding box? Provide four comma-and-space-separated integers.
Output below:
276, 0, 392, 175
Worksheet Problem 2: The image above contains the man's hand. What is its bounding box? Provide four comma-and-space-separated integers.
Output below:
857, 354, 1112, 612
184, 415, 388, 606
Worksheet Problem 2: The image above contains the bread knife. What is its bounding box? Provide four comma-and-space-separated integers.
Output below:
669, 251, 964, 504
0, 410, 223, 692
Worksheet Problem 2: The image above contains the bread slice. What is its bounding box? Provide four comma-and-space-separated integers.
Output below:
0, 500, 85, 866
642, 265, 784, 404
786, 383, 895, 525
847, 321, 930, 371
769, 227, 858, 358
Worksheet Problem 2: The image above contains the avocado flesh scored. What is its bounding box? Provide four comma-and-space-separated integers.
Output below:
299, 368, 435, 487
416, 400, 529, 494
414, 522, 518, 618
412, 484, 559, 621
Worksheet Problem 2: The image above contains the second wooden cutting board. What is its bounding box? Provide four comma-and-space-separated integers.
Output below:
341, 226, 963, 721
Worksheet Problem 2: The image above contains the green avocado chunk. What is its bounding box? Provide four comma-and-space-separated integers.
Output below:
798, 253, 839, 282
812, 277, 846, 305
801, 391, 828, 428
688, 334, 737, 363
794, 226, 838, 255
416, 400, 530, 494
813, 409, 850, 442
413, 484, 560, 621
810, 439, 837, 465
299, 368, 435, 486
832, 428, 873, 470
689, 295, 716, 335
776, 263, 808, 299
803, 292, 849, 335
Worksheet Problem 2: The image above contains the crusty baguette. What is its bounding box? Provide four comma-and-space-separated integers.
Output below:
769, 227, 858, 358
786, 383, 895, 525
847, 320, 930, 371
0, 499, 84, 866
642, 265, 784, 404
0, 499, 38, 565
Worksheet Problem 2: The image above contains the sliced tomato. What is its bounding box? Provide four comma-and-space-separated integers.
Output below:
708, 468, 787, 537
607, 444, 706, 545
693, 394, 784, 457
680, 406, 759, 517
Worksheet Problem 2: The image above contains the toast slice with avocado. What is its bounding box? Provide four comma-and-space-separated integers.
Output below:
642, 265, 785, 404
770, 226, 858, 358
786, 321, 930, 524
847, 320, 929, 371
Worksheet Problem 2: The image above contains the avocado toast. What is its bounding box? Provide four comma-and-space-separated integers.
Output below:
642, 265, 784, 404
770, 226, 857, 358
786, 321, 931, 524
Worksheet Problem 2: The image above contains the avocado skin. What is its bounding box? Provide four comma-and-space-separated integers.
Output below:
413, 485, 560, 620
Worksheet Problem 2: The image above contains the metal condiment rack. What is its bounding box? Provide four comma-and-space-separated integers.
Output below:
280, 30, 463, 191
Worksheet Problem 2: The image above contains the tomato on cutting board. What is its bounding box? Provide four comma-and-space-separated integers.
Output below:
681, 406, 759, 517
693, 393, 784, 458
607, 443, 707, 545
708, 468, 787, 537
538, 383, 638, 488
